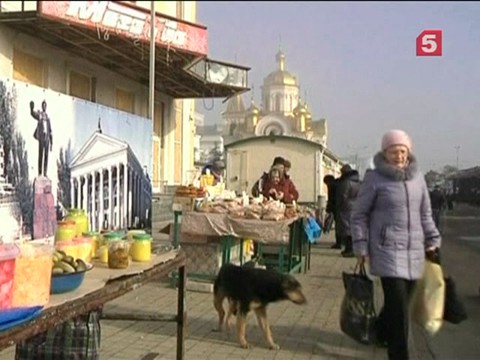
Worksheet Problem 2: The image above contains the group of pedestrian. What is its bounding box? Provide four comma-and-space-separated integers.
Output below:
325, 129, 442, 360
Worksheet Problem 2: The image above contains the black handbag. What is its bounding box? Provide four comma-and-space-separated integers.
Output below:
339, 264, 377, 345
443, 276, 467, 324
323, 213, 334, 234
425, 249, 468, 325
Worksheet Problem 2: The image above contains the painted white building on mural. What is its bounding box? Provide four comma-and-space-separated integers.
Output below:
70, 130, 151, 231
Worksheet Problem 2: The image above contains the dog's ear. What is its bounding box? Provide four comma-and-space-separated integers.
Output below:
282, 276, 301, 290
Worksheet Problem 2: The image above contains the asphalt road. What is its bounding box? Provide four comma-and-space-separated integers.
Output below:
424, 204, 480, 359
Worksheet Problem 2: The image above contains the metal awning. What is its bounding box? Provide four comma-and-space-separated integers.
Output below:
0, 1, 250, 99
448, 166, 480, 180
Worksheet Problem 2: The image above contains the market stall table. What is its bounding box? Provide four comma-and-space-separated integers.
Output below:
0, 249, 187, 360
174, 211, 308, 275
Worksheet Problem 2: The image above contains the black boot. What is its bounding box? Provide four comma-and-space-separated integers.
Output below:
331, 233, 342, 249
341, 237, 354, 257
375, 308, 388, 348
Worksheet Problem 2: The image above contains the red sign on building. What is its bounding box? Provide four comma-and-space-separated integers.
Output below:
39, 1, 208, 56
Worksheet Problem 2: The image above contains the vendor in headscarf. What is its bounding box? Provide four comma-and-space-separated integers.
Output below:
261, 166, 299, 203
251, 156, 285, 197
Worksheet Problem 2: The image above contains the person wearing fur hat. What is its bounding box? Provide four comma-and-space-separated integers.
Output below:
351, 129, 441, 359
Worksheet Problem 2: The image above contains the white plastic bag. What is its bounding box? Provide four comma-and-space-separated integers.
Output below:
411, 260, 445, 336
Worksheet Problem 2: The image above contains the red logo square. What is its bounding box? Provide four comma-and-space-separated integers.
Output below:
416, 30, 443, 56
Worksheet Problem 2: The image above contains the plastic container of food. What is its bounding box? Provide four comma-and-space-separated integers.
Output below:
54, 220, 76, 242
55, 241, 78, 260
65, 208, 89, 236
73, 237, 92, 263
12, 243, 54, 307
130, 233, 152, 262
200, 173, 214, 187
98, 245, 109, 263
0, 244, 20, 309
107, 239, 130, 269
83, 231, 100, 259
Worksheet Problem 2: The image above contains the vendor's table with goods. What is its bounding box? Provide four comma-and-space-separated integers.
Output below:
0, 243, 187, 360
171, 185, 317, 280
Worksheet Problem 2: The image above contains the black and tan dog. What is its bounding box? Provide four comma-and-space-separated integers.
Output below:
213, 263, 307, 350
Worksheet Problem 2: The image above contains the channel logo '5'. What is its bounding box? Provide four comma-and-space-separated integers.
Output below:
416, 30, 443, 56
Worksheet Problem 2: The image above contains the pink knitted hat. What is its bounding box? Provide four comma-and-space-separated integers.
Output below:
381, 129, 412, 152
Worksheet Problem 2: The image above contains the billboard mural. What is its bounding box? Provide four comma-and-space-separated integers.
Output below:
0, 77, 152, 241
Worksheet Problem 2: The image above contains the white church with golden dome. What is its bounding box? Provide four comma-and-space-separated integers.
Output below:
222, 49, 327, 146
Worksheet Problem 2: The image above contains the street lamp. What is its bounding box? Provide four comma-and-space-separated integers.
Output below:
454, 145, 460, 170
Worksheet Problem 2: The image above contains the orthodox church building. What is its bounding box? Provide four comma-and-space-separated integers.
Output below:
222, 50, 327, 146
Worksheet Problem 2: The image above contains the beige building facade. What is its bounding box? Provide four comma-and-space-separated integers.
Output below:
0, 1, 249, 194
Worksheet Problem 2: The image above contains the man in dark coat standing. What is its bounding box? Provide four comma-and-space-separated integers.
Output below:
30, 100, 53, 177
335, 164, 361, 257
429, 185, 447, 230
323, 174, 341, 249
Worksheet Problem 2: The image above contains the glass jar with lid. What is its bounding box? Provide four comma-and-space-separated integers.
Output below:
106, 234, 130, 269
130, 233, 152, 262
83, 231, 100, 259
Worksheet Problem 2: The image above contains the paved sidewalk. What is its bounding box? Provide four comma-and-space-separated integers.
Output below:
0, 234, 435, 360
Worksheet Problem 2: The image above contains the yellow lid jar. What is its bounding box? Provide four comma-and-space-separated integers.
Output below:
130, 233, 152, 262
83, 231, 100, 259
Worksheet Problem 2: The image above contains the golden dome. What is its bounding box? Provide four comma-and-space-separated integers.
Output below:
264, 70, 297, 86
264, 50, 297, 86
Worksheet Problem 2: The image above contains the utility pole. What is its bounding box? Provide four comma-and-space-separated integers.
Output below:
149, 0, 156, 187
454, 145, 460, 170
346, 145, 368, 169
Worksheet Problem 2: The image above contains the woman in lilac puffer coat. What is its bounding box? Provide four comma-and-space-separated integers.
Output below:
351, 129, 441, 360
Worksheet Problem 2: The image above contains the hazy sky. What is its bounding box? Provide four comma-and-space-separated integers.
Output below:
196, 1, 480, 172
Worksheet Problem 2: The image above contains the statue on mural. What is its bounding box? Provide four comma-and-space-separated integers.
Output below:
30, 100, 53, 177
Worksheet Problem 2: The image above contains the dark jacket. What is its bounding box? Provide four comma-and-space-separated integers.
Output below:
429, 189, 446, 210
335, 169, 360, 238
251, 172, 268, 197
31, 110, 52, 145
325, 179, 338, 214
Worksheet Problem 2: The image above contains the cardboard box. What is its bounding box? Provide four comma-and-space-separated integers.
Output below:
172, 196, 195, 213
160, 223, 250, 276
161, 223, 219, 244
